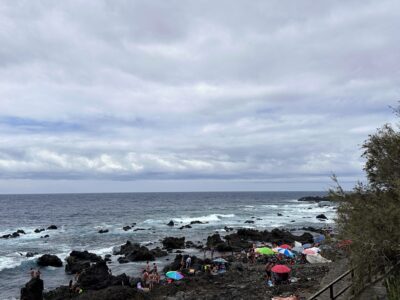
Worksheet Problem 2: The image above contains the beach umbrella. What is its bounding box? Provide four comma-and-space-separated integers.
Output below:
166, 271, 184, 280
309, 247, 321, 253
271, 264, 291, 274
279, 244, 292, 249
314, 235, 325, 244
255, 247, 275, 255
292, 241, 304, 253
277, 248, 295, 258
213, 258, 228, 264
302, 248, 317, 255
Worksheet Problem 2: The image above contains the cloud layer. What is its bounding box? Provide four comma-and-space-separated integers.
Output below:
0, 0, 399, 192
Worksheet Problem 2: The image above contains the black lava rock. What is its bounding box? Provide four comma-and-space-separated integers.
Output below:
37, 254, 63, 267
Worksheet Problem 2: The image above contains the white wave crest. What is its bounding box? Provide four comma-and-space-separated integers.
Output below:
173, 214, 235, 224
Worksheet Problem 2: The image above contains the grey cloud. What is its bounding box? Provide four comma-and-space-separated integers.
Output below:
0, 0, 399, 192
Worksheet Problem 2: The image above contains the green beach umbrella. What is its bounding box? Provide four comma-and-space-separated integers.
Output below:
255, 247, 274, 255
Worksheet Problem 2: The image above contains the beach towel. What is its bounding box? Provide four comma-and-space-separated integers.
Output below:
306, 253, 331, 264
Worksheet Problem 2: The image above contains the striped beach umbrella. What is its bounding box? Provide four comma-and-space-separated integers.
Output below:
277, 248, 295, 258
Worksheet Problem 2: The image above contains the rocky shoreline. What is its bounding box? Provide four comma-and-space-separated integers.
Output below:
18, 197, 342, 300
20, 227, 345, 300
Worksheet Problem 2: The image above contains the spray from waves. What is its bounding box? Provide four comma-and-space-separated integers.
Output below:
0, 253, 37, 272
172, 214, 235, 224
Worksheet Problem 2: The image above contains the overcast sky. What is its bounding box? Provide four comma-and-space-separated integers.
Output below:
0, 0, 399, 193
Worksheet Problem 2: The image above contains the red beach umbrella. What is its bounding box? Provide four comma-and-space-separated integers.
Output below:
271, 264, 291, 274
280, 244, 292, 249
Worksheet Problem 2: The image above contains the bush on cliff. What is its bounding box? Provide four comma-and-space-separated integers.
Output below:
331, 110, 400, 297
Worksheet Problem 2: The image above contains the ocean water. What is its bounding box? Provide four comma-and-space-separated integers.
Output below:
0, 191, 334, 299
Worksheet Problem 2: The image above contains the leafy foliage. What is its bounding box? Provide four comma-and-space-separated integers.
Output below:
330, 113, 400, 296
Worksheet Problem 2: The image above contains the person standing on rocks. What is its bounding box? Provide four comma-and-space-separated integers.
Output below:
186, 256, 192, 269
142, 269, 149, 287
29, 268, 36, 279
146, 261, 151, 273
152, 262, 158, 273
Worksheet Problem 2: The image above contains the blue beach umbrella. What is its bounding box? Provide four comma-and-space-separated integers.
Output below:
213, 258, 228, 264
314, 235, 325, 244
277, 248, 295, 258
166, 271, 184, 280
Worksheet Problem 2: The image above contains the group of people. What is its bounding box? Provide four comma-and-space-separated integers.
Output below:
137, 261, 160, 291
204, 262, 226, 275
29, 267, 41, 279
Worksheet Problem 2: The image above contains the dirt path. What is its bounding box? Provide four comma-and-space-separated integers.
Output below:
301, 258, 350, 300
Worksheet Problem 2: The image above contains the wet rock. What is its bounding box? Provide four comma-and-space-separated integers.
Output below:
225, 228, 314, 245
224, 234, 252, 250
277, 213, 283, 216
122, 225, 132, 231
206, 233, 224, 248
185, 241, 203, 249
162, 236, 185, 249
65, 250, 102, 274
98, 229, 109, 234
34, 228, 45, 233
151, 247, 168, 258
133, 228, 146, 231
2, 231, 24, 238
206, 233, 235, 251
167, 220, 175, 226
316, 214, 328, 220
115, 241, 166, 262
47, 225, 57, 230
26, 252, 38, 258
224, 226, 234, 232
40, 235, 49, 238
71, 286, 139, 300
190, 220, 206, 225
20, 277, 44, 300
77, 260, 112, 290
44, 267, 135, 299
117, 257, 130, 264
179, 225, 192, 229
37, 254, 63, 267
298, 196, 329, 202
244, 220, 255, 224
301, 226, 325, 234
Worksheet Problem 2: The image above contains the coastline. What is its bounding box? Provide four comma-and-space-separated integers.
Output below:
19, 197, 345, 300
